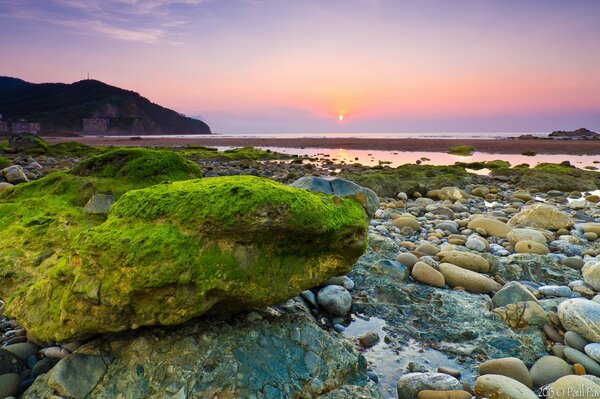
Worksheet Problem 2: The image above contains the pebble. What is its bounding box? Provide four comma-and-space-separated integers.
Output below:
558, 299, 600, 343
477, 357, 532, 387
436, 250, 490, 273
396, 253, 419, 269
417, 391, 472, 399
358, 331, 380, 347
467, 217, 511, 237
416, 242, 440, 256
465, 236, 487, 252
474, 374, 538, 399
371, 259, 409, 280
506, 228, 547, 245
396, 372, 463, 399
530, 355, 573, 387
562, 257, 585, 269
317, 285, 352, 316
411, 262, 445, 288
514, 240, 550, 255
582, 262, 600, 291
539, 285, 573, 297
547, 375, 600, 398
563, 347, 600, 377
565, 331, 589, 352
39, 346, 70, 359
439, 263, 501, 294
0, 373, 20, 398
585, 343, 600, 363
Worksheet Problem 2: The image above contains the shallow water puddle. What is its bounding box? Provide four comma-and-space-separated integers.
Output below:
344, 316, 476, 399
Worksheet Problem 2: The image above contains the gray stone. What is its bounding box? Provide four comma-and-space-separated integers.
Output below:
318, 285, 352, 316
291, 176, 381, 216
474, 374, 538, 399
492, 281, 539, 308
558, 299, 600, 343
585, 343, 600, 363
396, 372, 462, 399
83, 194, 115, 215
0, 348, 26, 374
539, 285, 573, 297
372, 259, 409, 280
582, 262, 600, 291
564, 347, 600, 377
0, 373, 20, 398
565, 331, 589, 352
2, 342, 38, 360
25, 299, 372, 399
301, 290, 318, 308
465, 236, 487, 252
1, 165, 28, 184
48, 354, 109, 399
530, 356, 573, 387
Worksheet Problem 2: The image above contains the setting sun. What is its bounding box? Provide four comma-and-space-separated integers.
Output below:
338, 114, 344, 122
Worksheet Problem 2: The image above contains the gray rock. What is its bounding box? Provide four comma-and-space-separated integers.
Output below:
563, 347, 600, 377
318, 285, 353, 316
582, 262, 600, 291
25, 299, 372, 399
530, 356, 573, 387
83, 194, 116, 215
2, 342, 38, 361
558, 299, 600, 343
539, 285, 573, 298
396, 372, 462, 399
48, 354, 109, 399
0, 373, 20, 398
1, 165, 28, 184
301, 290, 318, 308
371, 259, 409, 280
492, 281, 539, 308
290, 176, 380, 216
0, 348, 26, 374
565, 331, 589, 352
585, 343, 600, 363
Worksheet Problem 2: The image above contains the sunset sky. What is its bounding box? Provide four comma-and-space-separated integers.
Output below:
1, 0, 599, 133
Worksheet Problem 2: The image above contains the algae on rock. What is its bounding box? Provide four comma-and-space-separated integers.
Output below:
2, 167, 368, 341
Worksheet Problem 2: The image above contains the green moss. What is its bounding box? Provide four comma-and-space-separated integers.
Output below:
47, 142, 104, 157
181, 146, 287, 160
340, 164, 469, 197
521, 150, 536, 156
2, 175, 368, 341
71, 147, 202, 183
0, 156, 9, 169
455, 160, 510, 170
490, 163, 600, 192
448, 145, 474, 156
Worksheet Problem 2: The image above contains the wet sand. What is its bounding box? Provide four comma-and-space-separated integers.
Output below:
44, 136, 600, 155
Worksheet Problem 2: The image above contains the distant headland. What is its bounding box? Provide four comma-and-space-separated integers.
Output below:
0, 76, 211, 136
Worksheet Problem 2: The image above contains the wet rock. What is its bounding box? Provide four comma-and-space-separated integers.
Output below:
547, 375, 600, 399
412, 262, 445, 288
493, 301, 549, 328
558, 299, 600, 342
530, 356, 573, 387
318, 285, 353, 316
492, 281, 539, 308
477, 357, 532, 387
25, 299, 372, 399
1, 165, 28, 184
474, 374, 537, 399
437, 251, 490, 273
509, 203, 573, 230
565, 331, 589, 352
439, 263, 501, 294
467, 217, 511, 237
372, 259, 409, 280
396, 372, 462, 399
47, 354, 109, 399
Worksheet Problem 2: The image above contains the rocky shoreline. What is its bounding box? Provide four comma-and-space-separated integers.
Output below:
2, 136, 600, 398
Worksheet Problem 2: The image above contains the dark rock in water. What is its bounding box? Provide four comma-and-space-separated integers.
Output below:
24, 299, 378, 398
0, 373, 21, 398
8, 133, 48, 153
549, 128, 598, 139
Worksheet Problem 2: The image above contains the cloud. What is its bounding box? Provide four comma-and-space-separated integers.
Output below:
0, 0, 209, 44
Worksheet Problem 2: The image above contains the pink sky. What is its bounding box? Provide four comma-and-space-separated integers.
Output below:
1, 0, 599, 133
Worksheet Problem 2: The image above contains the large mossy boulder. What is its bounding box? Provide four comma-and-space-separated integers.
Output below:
2, 172, 367, 342
8, 133, 48, 153
24, 299, 379, 398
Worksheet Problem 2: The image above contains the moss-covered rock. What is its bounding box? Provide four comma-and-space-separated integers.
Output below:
3, 174, 367, 342
8, 134, 48, 153
490, 164, 599, 192
447, 145, 474, 156
0, 156, 10, 169
340, 164, 469, 197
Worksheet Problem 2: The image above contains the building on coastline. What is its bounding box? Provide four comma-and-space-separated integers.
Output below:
82, 118, 110, 133
0, 115, 40, 134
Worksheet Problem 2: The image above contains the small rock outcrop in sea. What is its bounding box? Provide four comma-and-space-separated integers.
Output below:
23, 299, 380, 398
549, 128, 599, 139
